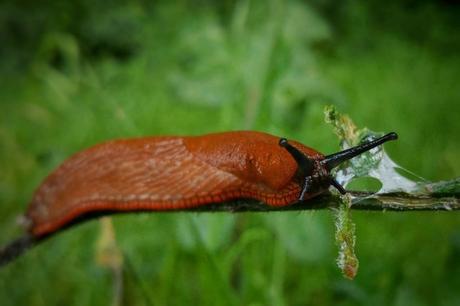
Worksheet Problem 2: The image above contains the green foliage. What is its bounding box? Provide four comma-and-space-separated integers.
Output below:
1, 0, 460, 305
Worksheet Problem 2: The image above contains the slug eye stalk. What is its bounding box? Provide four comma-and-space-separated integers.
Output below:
279, 132, 398, 198
322, 132, 398, 171
279, 138, 315, 177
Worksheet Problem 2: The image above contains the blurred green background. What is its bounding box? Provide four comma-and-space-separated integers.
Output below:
1, 0, 460, 305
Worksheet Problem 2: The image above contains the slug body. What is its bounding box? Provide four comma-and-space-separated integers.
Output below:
26, 131, 322, 237
25, 130, 398, 238
0, 130, 397, 266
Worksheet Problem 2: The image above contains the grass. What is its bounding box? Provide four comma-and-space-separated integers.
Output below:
1, 1, 460, 305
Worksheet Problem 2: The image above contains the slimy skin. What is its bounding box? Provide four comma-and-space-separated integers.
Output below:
26, 131, 324, 237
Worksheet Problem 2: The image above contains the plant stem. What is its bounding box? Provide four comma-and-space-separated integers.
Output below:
185, 191, 460, 213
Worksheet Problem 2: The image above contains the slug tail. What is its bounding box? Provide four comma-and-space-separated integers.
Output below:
0, 234, 37, 268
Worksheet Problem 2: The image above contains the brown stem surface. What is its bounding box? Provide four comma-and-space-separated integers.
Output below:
184, 191, 460, 212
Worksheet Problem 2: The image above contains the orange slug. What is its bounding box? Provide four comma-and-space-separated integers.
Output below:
0, 130, 397, 266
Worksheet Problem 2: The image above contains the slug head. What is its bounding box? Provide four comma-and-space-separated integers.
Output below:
279, 132, 398, 200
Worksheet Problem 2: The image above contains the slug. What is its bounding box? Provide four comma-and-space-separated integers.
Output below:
0, 130, 397, 266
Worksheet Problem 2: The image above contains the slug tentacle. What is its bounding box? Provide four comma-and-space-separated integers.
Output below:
322, 132, 398, 170
279, 138, 329, 200
330, 178, 347, 195
279, 133, 398, 198
279, 138, 315, 177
